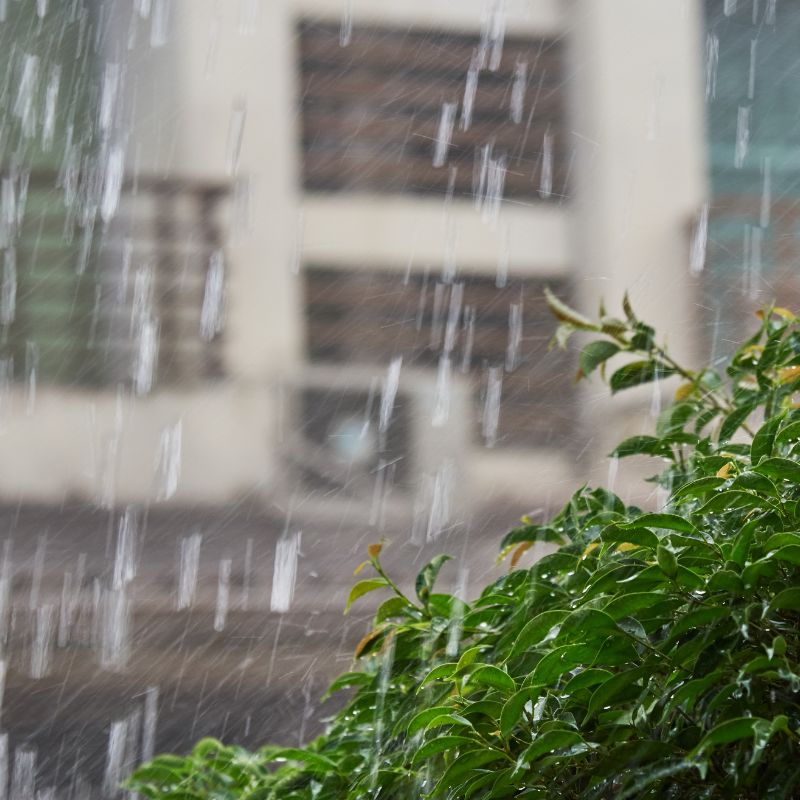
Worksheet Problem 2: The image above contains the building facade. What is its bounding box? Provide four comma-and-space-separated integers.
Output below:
0, 0, 708, 525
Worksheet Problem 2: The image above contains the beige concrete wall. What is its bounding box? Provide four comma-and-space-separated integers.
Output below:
0, 386, 273, 507
567, 0, 708, 490
166, 0, 304, 380
302, 196, 570, 276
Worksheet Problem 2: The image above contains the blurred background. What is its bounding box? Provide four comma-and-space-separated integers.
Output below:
0, 0, 796, 796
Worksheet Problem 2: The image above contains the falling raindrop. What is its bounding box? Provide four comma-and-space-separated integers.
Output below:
141, 686, 159, 763
133, 315, 159, 395
214, 558, 233, 631
433, 102, 457, 168
748, 38, 758, 100
509, 59, 527, 123
155, 420, 182, 500
150, 0, 170, 47
0, 247, 16, 327
99, 62, 121, 133
10, 747, 35, 800
690, 203, 708, 275
426, 460, 454, 541
271, 530, 301, 614
460, 306, 476, 372
113, 508, 138, 590
99, 584, 131, 671
14, 54, 39, 139
100, 145, 124, 222
340, 0, 353, 47
482, 366, 503, 447
30, 605, 55, 679
760, 156, 771, 227
42, 65, 60, 150
103, 720, 128, 797
379, 356, 402, 434
539, 127, 553, 199
607, 455, 619, 493
200, 250, 225, 341
226, 100, 247, 176
446, 566, 469, 656
461, 56, 480, 130
176, 533, 202, 610
443, 283, 464, 354
482, 0, 506, 71
432, 355, 452, 427
734, 105, 750, 168
505, 300, 522, 372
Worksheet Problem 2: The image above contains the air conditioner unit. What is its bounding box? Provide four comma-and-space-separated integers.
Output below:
277, 363, 471, 533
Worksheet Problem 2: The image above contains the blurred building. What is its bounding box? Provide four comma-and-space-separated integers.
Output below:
0, 0, 708, 525
2, 0, 795, 795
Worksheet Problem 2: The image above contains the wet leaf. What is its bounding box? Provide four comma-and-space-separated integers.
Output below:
344, 578, 389, 614
609, 361, 675, 393
544, 287, 597, 330
579, 340, 620, 378
416, 554, 452, 604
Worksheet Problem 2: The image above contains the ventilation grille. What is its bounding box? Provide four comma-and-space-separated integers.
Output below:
303, 267, 575, 448
298, 21, 567, 201
2, 171, 227, 389
286, 379, 414, 501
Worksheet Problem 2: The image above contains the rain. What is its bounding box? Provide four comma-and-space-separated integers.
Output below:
0, 0, 793, 796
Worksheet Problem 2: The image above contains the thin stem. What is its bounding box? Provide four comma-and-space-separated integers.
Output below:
653, 346, 756, 437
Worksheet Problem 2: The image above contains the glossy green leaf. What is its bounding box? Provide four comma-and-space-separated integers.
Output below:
775, 420, 800, 446
509, 610, 569, 657
467, 665, 515, 694
418, 663, 458, 690
410, 736, 476, 765
499, 688, 540, 737
697, 490, 765, 514
609, 361, 675, 394
579, 340, 620, 377
603, 591, 674, 621
753, 457, 800, 484
416, 554, 452, 604
719, 405, 755, 442
611, 435, 671, 459
270, 749, 342, 776
530, 644, 599, 685
322, 671, 372, 700
771, 544, 800, 565
690, 717, 768, 757
517, 731, 585, 765
751, 414, 784, 462
544, 288, 597, 331
673, 476, 726, 500
586, 666, 650, 719
343, 578, 389, 614
623, 513, 698, 534
768, 587, 800, 612
407, 706, 461, 736
562, 668, 613, 694
601, 525, 659, 550
374, 595, 413, 623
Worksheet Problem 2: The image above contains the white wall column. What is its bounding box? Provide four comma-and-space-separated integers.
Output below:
566, 0, 708, 489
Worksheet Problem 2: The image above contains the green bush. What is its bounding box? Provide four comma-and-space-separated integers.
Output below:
129, 295, 800, 799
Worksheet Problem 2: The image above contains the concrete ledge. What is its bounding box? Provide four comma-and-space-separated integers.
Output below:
301, 194, 570, 276
293, 0, 564, 36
